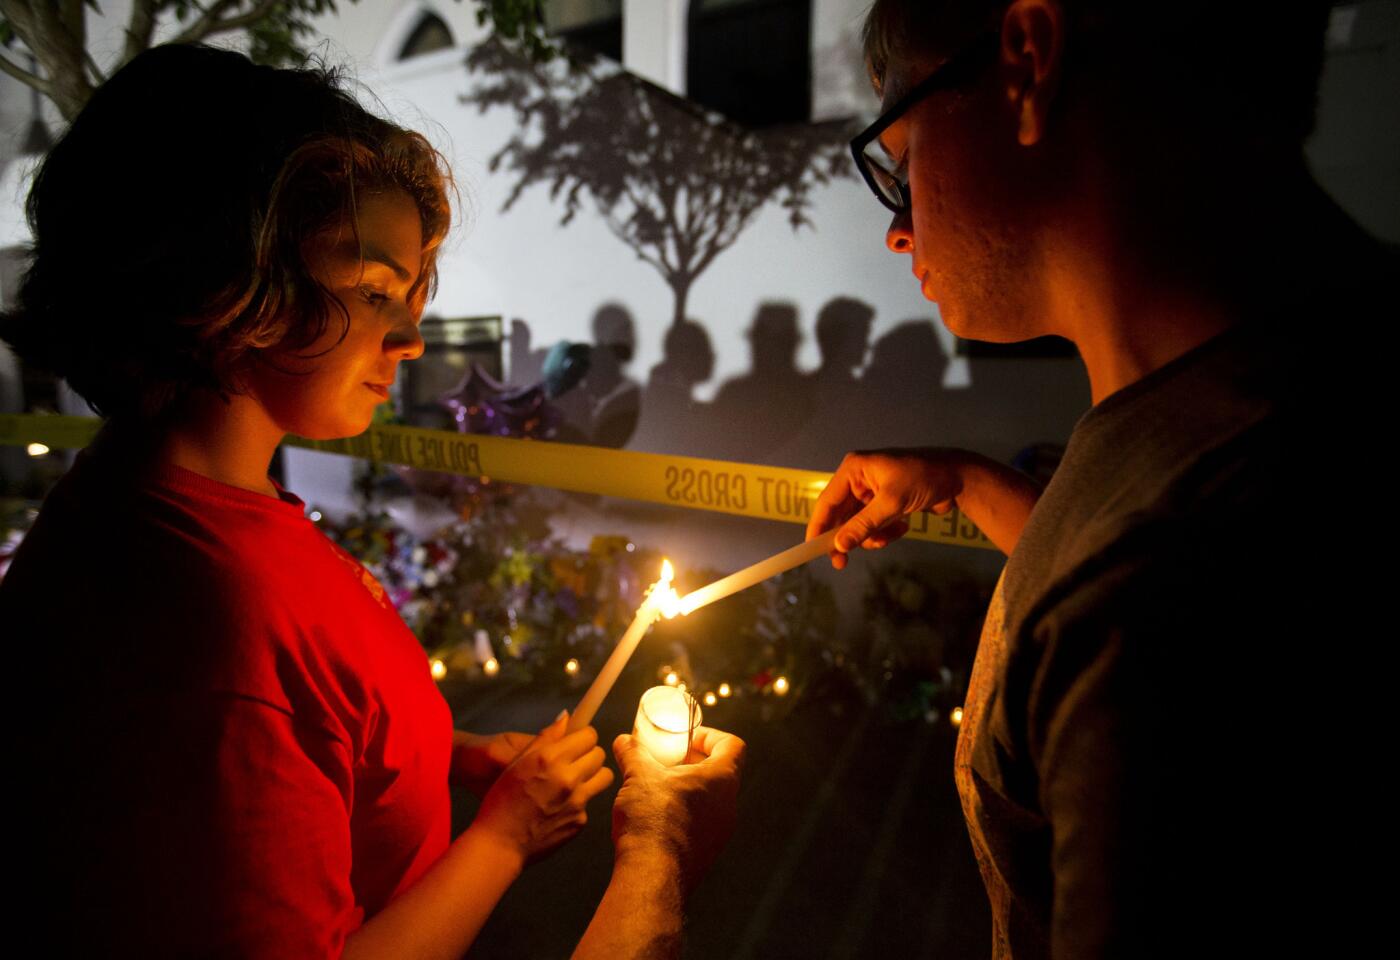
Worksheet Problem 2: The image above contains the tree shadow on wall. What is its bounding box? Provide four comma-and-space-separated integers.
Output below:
462, 38, 853, 328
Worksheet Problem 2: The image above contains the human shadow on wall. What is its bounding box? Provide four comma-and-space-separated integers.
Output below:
640, 306, 1088, 473
506, 304, 1088, 478
508, 319, 549, 389
551, 303, 642, 448
630, 319, 715, 457
705, 303, 813, 462
852, 320, 951, 453
769, 297, 876, 470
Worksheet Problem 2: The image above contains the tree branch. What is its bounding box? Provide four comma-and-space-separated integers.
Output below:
1, 0, 43, 46
82, 48, 105, 84
609, 223, 669, 279
10, 0, 95, 118
169, 0, 240, 45
173, 0, 282, 44
122, 0, 161, 67
56, 0, 102, 82
0, 48, 53, 97
202, 0, 286, 37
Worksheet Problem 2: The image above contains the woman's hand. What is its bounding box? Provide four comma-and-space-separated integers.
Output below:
451, 730, 534, 799
470, 712, 615, 864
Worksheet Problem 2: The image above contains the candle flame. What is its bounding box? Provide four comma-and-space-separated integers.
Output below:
649, 558, 683, 619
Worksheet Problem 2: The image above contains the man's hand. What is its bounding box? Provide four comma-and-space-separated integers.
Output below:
807, 449, 965, 568
451, 729, 534, 798
471, 713, 615, 864
572, 727, 745, 959
610, 726, 745, 894
807, 447, 1041, 559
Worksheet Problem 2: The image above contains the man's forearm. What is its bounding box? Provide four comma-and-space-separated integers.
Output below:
574, 848, 685, 960
951, 450, 1042, 555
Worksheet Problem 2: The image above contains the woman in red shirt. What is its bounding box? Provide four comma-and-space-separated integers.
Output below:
0, 43, 617, 957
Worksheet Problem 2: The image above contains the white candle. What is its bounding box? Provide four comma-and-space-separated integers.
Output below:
568, 561, 679, 733
633, 686, 702, 766
677, 528, 838, 616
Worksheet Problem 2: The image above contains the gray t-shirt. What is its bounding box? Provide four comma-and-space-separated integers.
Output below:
954, 317, 1338, 958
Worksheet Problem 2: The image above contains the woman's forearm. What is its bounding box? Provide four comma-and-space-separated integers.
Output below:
341, 825, 524, 960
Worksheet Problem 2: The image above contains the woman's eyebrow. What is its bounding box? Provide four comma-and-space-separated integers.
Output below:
361, 246, 413, 282
329, 236, 414, 283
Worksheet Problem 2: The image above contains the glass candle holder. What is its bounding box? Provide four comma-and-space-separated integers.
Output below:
633, 685, 703, 766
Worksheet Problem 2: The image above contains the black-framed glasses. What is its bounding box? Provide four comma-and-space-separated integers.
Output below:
850, 32, 1002, 214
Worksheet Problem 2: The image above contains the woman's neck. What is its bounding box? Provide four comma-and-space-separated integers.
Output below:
150, 391, 285, 497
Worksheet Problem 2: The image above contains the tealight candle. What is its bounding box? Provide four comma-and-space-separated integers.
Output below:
633, 686, 702, 767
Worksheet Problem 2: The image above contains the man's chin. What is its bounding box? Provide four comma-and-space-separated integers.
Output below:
935, 299, 1042, 346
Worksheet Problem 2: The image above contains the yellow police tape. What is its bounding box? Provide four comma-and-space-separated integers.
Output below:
1, 413, 996, 551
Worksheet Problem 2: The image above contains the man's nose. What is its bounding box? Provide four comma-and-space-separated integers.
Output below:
886, 209, 914, 254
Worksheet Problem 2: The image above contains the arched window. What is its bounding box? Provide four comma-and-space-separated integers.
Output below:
544, 0, 623, 62
688, 0, 811, 127
398, 11, 454, 60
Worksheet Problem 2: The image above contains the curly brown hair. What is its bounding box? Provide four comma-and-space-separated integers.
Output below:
0, 44, 455, 422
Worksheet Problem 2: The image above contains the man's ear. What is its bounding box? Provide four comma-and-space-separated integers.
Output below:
1002, 0, 1066, 146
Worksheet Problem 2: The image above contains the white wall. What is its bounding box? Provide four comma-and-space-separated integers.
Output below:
3, 0, 1395, 481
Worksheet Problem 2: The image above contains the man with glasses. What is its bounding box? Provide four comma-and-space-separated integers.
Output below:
809, 1, 1387, 957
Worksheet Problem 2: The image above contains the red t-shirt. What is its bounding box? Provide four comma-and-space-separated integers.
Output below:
2, 443, 453, 957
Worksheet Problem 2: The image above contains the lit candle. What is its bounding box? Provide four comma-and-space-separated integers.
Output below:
568, 561, 681, 733
677, 529, 838, 616
633, 685, 702, 766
